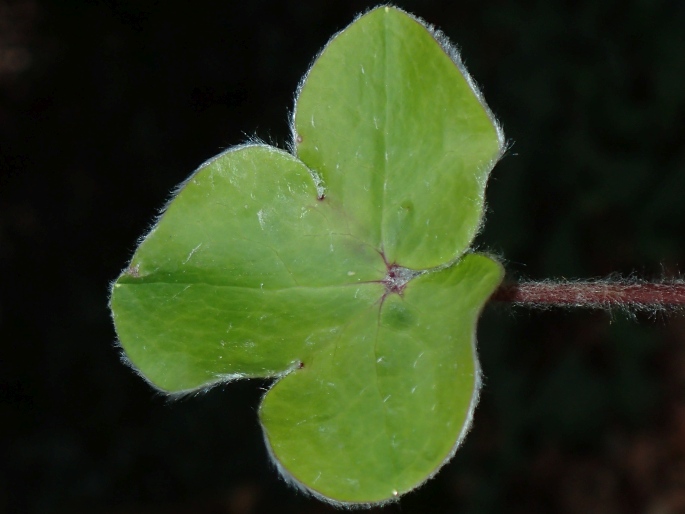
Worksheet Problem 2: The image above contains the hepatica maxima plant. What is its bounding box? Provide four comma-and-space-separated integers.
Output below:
111, 5, 510, 505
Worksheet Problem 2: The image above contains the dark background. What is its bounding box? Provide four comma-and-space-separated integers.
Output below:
3, 0, 685, 512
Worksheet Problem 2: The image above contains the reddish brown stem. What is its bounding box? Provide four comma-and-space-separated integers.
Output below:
491, 281, 685, 307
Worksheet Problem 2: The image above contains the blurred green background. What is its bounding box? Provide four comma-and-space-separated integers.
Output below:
2, 0, 685, 512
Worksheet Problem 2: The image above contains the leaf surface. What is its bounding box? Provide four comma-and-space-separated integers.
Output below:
111, 145, 384, 392
260, 254, 502, 503
110, 5, 504, 505
295, 6, 503, 269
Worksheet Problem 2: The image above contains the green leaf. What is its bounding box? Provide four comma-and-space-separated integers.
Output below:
111, 145, 384, 392
260, 254, 502, 503
110, 5, 504, 506
294, 6, 503, 269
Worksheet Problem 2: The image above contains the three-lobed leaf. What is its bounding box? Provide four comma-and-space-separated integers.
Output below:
110, 5, 504, 505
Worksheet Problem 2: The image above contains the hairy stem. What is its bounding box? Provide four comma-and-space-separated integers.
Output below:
491, 280, 685, 308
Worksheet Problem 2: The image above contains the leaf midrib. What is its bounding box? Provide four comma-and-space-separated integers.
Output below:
115, 278, 385, 293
